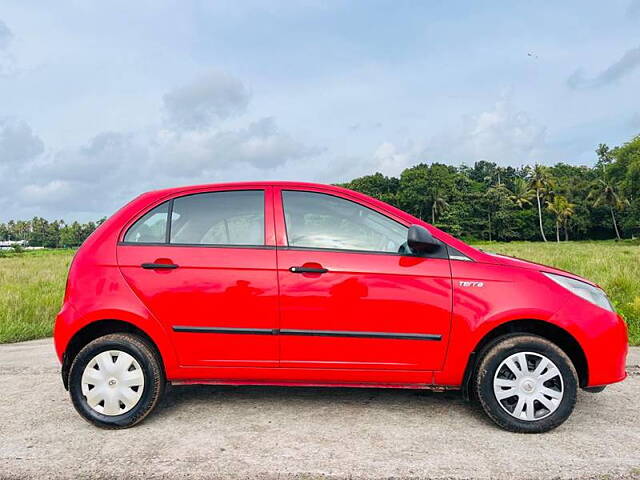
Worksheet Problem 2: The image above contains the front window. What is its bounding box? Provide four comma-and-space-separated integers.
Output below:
282, 190, 407, 253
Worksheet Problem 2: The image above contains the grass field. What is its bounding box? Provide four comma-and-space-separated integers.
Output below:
0, 241, 638, 344
0, 249, 75, 343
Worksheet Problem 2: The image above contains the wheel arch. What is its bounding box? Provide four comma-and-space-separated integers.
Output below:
61, 319, 164, 390
461, 318, 588, 400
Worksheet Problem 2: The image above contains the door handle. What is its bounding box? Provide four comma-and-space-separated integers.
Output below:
141, 263, 179, 269
289, 266, 328, 274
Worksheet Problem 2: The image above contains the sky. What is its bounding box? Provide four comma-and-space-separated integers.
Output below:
1, 1, 639, 221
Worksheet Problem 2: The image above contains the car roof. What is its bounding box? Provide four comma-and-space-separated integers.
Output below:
146, 181, 350, 197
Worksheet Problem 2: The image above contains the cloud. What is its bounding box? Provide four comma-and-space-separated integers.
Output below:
18, 180, 75, 206
372, 141, 415, 177
0, 118, 45, 165
163, 71, 250, 130
568, 45, 640, 89
426, 99, 547, 166
0, 20, 12, 50
10, 118, 320, 218
156, 117, 322, 176
0, 65, 325, 220
0, 19, 16, 76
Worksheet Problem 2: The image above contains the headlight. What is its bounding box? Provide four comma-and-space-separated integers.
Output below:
542, 272, 614, 312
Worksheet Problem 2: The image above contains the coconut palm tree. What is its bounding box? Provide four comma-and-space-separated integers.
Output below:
429, 189, 449, 224
562, 202, 576, 241
509, 177, 534, 208
527, 165, 554, 242
588, 178, 628, 240
546, 196, 575, 243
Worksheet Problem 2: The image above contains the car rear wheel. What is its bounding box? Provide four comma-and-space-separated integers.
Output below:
68, 333, 165, 429
474, 334, 578, 433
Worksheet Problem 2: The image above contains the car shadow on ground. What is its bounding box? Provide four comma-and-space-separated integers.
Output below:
153, 383, 494, 427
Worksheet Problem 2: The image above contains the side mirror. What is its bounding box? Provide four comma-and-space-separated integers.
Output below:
407, 225, 440, 253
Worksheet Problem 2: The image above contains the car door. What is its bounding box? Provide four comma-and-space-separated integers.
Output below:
117, 187, 279, 368
274, 187, 453, 371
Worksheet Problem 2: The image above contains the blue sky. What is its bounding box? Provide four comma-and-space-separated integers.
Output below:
1, 0, 639, 220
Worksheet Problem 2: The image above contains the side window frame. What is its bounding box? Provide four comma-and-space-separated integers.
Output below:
279, 189, 408, 256
119, 188, 271, 248
276, 188, 450, 259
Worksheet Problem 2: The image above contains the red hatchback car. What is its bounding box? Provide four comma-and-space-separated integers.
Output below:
54, 182, 628, 432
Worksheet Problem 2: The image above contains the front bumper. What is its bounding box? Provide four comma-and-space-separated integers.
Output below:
554, 298, 628, 387
584, 312, 628, 387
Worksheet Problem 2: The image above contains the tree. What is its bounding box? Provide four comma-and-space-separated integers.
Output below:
588, 178, 628, 240
509, 177, 533, 209
595, 143, 614, 167
484, 184, 515, 241
429, 188, 449, 224
546, 196, 575, 242
340, 173, 399, 205
527, 165, 554, 242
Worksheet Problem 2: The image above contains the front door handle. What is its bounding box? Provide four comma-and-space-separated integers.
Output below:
289, 266, 328, 274
141, 263, 179, 269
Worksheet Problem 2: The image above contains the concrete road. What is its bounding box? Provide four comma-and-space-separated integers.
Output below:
1, 339, 639, 480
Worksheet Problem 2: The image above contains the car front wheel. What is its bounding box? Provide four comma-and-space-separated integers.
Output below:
474, 334, 578, 433
68, 333, 165, 429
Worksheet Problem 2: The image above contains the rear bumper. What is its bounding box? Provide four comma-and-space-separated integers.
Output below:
53, 301, 77, 364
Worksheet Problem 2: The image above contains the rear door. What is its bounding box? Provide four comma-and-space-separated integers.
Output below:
274, 188, 453, 371
117, 187, 279, 368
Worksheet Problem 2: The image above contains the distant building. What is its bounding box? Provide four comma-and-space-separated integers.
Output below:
0, 240, 28, 250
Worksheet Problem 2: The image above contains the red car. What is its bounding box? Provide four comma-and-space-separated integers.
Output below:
54, 182, 628, 432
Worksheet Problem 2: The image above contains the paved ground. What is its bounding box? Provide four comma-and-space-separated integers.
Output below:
0, 339, 639, 480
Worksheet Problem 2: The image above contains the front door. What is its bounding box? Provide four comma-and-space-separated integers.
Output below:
275, 188, 452, 371
117, 187, 279, 368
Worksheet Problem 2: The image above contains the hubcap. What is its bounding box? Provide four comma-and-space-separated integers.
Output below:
493, 351, 564, 421
81, 350, 145, 416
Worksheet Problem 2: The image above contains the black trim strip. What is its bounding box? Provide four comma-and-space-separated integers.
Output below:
280, 329, 441, 341
173, 326, 275, 335
165, 199, 174, 244
172, 326, 441, 341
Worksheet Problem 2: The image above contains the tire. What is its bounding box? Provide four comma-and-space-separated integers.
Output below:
474, 334, 578, 433
68, 333, 165, 429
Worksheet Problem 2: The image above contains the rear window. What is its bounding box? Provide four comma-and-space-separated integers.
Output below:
170, 190, 264, 246
123, 202, 169, 243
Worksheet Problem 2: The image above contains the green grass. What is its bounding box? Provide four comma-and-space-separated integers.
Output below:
0, 242, 638, 344
0, 249, 75, 343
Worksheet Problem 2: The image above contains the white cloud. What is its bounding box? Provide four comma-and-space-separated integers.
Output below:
372, 141, 415, 177
426, 99, 547, 167
18, 180, 74, 206
0, 118, 44, 164
6, 100, 321, 219
163, 70, 250, 130
568, 45, 640, 89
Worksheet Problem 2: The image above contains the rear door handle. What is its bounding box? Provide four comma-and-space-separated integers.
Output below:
289, 266, 328, 274
141, 263, 179, 269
